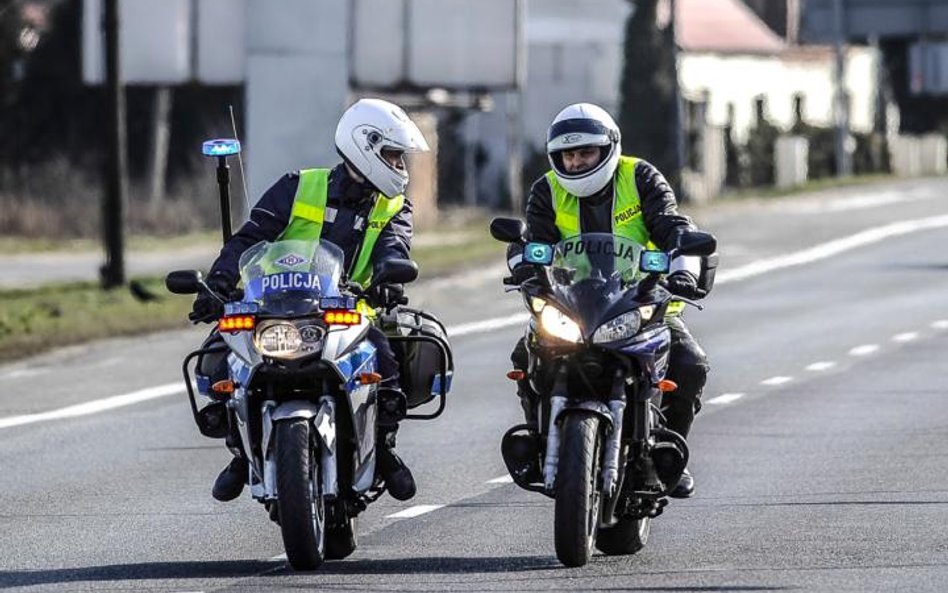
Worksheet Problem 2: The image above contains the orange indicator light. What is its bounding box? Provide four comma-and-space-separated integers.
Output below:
323, 310, 361, 326
211, 380, 235, 395
218, 315, 255, 333
358, 372, 382, 385
657, 379, 678, 393
506, 370, 526, 381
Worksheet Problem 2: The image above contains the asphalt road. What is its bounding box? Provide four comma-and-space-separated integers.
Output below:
2, 178, 948, 592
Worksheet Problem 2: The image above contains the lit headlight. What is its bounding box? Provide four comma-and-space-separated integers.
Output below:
539, 305, 583, 343
255, 322, 302, 358
592, 310, 642, 344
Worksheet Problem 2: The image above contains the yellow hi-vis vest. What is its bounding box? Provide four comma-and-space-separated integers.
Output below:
277, 168, 405, 287
545, 155, 684, 315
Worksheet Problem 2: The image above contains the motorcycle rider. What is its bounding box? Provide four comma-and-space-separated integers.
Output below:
509, 102, 711, 498
190, 98, 428, 502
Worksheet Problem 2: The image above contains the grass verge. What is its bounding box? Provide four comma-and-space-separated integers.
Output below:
0, 279, 193, 362
0, 218, 505, 364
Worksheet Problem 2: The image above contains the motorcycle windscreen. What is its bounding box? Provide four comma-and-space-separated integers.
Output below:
549, 234, 647, 335
238, 239, 345, 316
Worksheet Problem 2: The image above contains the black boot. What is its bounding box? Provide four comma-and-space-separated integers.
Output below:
212, 456, 248, 502
377, 428, 416, 501
670, 467, 695, 499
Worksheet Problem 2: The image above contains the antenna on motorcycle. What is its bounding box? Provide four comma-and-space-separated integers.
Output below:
229, 105, 252, 220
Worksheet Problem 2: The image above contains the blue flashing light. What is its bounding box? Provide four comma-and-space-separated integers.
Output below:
202, 138, 241, 157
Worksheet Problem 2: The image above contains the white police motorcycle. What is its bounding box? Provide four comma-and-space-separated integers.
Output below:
166, 238, 452, 570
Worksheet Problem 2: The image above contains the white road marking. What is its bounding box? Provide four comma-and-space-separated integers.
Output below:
0, 383, 184, 430
6, 218, 947, 429
385, 504, 445, 519
269, 553, 287, 562
892, 332, 919, 343
447, 313, 530, 337
706, 392, 745, 405
849, 344, 879, 357
487, 475, 514, 484
806, 361, 837, 372
760, 376, 793, 386
716, 214, 948, 285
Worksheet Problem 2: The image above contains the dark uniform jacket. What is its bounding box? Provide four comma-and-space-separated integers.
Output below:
209, 163, 413, 282
525, 159, 695, 251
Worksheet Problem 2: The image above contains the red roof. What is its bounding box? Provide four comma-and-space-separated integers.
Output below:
676, 0, 785, 54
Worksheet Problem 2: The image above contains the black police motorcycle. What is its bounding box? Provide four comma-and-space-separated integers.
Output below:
490, 218, 716, 567
166, 238, 453, 570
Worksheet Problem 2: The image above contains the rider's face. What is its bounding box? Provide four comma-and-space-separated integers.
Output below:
560, 146, 601, 174
381, 148, 406, 172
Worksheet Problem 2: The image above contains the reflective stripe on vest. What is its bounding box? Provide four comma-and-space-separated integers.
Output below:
546, 156, 684, 315
278, 168, 405, 286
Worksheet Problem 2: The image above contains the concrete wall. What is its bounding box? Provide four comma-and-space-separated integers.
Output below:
890, 134, 948, 177
244, 0, 350, 201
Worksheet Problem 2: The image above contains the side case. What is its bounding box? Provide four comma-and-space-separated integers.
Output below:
385, 307, 454, 410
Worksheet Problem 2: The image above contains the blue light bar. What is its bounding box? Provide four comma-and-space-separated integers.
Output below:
202, 138, 241, 157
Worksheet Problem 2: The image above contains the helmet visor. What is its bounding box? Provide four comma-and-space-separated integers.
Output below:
546, 118, 617, 153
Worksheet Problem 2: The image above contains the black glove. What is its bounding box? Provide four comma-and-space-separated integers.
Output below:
189, 271, 237, 323
664, 271, 707, 300
367, 283, 406, 311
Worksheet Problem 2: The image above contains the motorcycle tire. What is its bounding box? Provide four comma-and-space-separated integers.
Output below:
325, 516, 358, 560
276, 419, 326, 570
554, 413, 602, 567
595, 515, 650, 556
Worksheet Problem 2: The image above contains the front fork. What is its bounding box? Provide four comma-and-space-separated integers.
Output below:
541, 366, 629, 496
257, 395, 339, 501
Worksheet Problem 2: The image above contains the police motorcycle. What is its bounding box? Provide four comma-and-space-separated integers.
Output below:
490, 218, 716, 567
165, 238, 453, 571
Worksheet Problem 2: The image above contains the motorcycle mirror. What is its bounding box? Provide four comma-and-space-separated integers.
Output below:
675, 231, 717, 257
165, 270, 204, 295
373, 259, 418, 286
490, 217, 527, 244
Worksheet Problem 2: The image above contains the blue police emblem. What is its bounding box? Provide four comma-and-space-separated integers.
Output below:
275, 253, 309, 268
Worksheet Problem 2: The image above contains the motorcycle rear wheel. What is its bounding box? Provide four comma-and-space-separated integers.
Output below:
596, 515, 651, 555
554, 413, 602, 567
276, 419, 326, 570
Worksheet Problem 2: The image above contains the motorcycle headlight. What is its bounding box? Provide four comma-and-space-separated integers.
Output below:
539, 305, 583, 343
255, 321, 303, 358
592, 310, 642, 344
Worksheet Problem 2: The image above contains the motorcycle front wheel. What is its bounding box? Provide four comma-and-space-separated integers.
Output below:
554, 413, 602, 567
276, 419, 326, 570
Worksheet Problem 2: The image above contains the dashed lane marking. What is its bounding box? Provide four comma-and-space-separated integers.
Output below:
806, 361, 837, 372
385, 504, 445, 519
849, 344, 879, 356
486, 475, 514, 484
760, 376, 793, 386
892, 332, 919, 343
706, 393, 745, 405
931, 320, 948, 330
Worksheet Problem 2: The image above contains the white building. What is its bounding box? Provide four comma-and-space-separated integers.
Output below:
476, 0, 882, 205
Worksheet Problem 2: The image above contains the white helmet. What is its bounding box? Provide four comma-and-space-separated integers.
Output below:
546, 103, 621, 197
335, 98, 430, 198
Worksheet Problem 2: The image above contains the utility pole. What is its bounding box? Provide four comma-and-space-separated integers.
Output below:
668, 0, 686, 197
101, 0, 127, 288
832, 0, 853, 177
